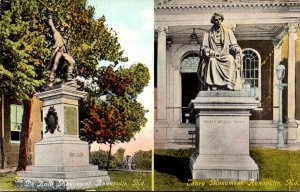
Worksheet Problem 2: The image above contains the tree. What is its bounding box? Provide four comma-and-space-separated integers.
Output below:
0, 0, 126, 171
112, 148, 125, 169
80, 63, 150, 169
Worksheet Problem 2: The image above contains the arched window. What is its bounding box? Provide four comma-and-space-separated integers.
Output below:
180, 53, 199, 73
242, 48, 261, 99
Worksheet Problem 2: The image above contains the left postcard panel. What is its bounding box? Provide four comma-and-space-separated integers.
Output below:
0, 0, 154, 191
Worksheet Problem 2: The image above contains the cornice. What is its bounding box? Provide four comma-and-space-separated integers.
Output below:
155, 1, 300, 10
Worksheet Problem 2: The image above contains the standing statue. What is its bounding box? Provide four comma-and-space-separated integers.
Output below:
198, 12, 243, 91
46, 10, 75, 86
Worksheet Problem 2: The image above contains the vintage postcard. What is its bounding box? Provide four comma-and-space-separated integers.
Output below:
154, 0, 300, 191
0, 0, 153, 191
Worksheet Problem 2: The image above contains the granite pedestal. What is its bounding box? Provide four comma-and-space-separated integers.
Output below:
16, 83, 110, 190
189, 91, 260, 181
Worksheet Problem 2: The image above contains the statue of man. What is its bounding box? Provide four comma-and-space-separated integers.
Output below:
198, 12, 242, 91
47, 11, 75, 86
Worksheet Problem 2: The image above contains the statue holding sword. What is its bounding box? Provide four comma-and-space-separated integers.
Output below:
39, 0, 75, 86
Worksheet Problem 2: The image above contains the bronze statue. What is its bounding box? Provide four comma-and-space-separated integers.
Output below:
198, 12, 243, 91
46, 10, 75, 86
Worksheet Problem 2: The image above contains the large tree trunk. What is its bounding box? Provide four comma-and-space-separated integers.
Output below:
106, 143, 112, 170
16, 99, 32, 172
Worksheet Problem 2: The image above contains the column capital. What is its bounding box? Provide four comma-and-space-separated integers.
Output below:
287, 23, 299, 40
287, 23, 299, 33
155, 25, 168, 34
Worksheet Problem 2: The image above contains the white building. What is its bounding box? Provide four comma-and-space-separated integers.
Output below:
154, 0, 300, 148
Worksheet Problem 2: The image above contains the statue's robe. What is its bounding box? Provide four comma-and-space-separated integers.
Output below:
199, 25, 241, 89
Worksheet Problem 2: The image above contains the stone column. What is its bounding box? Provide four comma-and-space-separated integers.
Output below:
156, 26, 168, 121
287, 23, 298, 129
273, 41, 282, 121
173, 67, 181, 123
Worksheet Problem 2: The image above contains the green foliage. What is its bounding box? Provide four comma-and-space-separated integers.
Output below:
0, 173, 29, 191
0, 0, 126, 101
90, 149, 108, 170
0, 0, 50, 101
90, 148, 125, 170
113, 148, 126, 169
132, 150, 152, 170
154, 148, 300, 191
155, 148, 195, 158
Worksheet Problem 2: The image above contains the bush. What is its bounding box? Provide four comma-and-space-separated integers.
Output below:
90, 148, 125, 170
132, 150, 152, 170
90, 150, 109, 170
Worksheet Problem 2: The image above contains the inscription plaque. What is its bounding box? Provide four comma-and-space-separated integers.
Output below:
64, 106, 78, 135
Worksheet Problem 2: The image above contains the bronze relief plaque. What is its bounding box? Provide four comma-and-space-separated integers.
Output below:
45, 106, 60, 134
64, 106, 78, 135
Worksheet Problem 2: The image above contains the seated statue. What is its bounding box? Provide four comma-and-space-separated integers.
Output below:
198, 12, 243, 91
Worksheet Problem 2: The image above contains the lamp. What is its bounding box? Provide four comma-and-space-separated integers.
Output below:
276, 61, 287, 148
276, 64, 285, 81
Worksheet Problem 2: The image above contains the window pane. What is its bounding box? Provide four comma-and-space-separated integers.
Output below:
255, 70, 258, 78
246, 70, 250, 78
255, 80, 258, 87
10, 105, 16, 123
245, 59, 251, 69
16, 105, 23, 124
10, 104, 23, 133
250, 79, 255, 87
254, 61, 259, 69
251, 61, 255, 69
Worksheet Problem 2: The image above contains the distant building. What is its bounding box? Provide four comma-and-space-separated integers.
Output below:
154, 0, 300, 148
0, 96, 42, 168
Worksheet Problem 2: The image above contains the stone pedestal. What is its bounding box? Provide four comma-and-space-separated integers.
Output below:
189, 91, 259, 181
16, 83, 110, 190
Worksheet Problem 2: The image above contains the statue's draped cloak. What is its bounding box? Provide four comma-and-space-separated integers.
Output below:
200, 26, 239, 87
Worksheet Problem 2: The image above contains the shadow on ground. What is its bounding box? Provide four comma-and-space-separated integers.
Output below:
154, 149, 195, 182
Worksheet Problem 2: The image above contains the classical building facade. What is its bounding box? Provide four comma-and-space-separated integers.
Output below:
154, 0, 300, 148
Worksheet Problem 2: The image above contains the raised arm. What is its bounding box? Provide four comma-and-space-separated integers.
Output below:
48, 12, 57, 35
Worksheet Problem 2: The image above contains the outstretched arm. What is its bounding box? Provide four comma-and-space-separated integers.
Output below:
48, 12, 57, 35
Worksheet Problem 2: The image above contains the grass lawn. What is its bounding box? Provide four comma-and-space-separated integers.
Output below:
154, 148, 300, 191
0, 170, 151, 191
91, 171, 151, 191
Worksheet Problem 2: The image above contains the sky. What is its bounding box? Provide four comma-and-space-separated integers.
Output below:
87, 0, 154, 156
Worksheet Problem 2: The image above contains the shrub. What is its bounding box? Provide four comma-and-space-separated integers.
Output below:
90, 148, 125, 170
132, 150, 152, 170
90, 150, 109, 170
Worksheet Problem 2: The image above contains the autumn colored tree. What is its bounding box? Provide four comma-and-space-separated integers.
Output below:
0, 0, 125, 171
80, 63, 150, 169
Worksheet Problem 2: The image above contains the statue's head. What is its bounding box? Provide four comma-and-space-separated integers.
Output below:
55, 19, 69, 32
210, 12, 224, 26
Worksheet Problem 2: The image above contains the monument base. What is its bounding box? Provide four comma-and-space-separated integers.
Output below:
189, 91, 260, 181
190, 154, 259, 180
16, 165, 110, 190
16, 83, 111, 190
